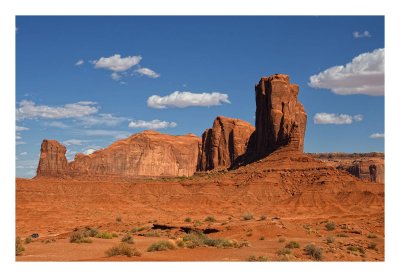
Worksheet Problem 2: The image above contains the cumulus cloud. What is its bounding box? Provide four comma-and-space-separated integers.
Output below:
63, 139, 87, 146
309, 48, 384, 96
20, 152, 27, 156
81, 129, 130, 140
147, 91, 231, 109
78, 113, 127, 127
370, 133, 384, 139
16, 125, 29, 131
83, 149, 96, 155
75, 59, 84, 66
16, 100, 99, 120
313, 113, 364, 125
93, 54, 142, 72
128, 119, 177, 129
353, 31, 371, 39
46, 121, 70, 128
135, 67, 160, 78
111, 72, 121, 81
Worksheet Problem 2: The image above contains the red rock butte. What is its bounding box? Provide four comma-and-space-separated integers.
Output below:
35, 73, 381, 183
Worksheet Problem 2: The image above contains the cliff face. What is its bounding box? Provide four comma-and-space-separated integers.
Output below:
36, 131, 201, 178
254, 74, 307, 158
198, 116, 255, 171
311, 153, 384, 183
36, 140, 70, 177
70, 131, 201, 177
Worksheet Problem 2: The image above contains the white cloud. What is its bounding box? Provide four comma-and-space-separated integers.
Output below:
128, 119, 177, 129
16, 135, 22, 140
313, 113, 363, 125
353, 31, 371, 39
135, 67, 160, 78
111, 72, 121, 81
370, 133, 384, 139
147, 91, 231, 109
75, 59, 84, 66
16, 100, 99, 120
93, 54, 142, 72
353, 114, 363, 122
83, 149, 96, 155
20, 152, 27, 156
81, 129, 130, 140
16, 125, 29, 131
309, 48, 384, 96
46, 121, 70, 128
78, 113, 127, 127
63, 139, 87, 146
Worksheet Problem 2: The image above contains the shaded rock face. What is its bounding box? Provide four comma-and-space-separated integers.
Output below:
338, 160, 384, 183
36, 131, 201, 178
36, 140, 70, 177
69, 131, 201, 177
198, 116, 255, 171
311, 153, 384, 183
254, 74, 307, 158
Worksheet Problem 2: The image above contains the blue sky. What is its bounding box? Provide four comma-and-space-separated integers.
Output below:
16, 16, 384, 178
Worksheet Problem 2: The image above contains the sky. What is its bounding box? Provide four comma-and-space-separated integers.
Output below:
15, 16, 384, 178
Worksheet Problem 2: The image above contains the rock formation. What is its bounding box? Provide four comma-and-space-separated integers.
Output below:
36, 140, 70, 177
311, 153, 384, 183
70, 131, 201, 177
36, 131, 201, 178
198, 116, 255, 171
254, 74, 307, 158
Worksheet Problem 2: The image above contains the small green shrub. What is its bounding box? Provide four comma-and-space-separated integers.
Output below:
276, 247, 291, 256
242, 213, 254, 221
116, 216, 122, 223
367, 233, 377, 239
247, 255, 268, 261
285, 241, 300, 249
278, 237, 286, 243
194, 220, 203, 227
326, 236, 335, 244
347, 245, 357, 252
304, 244, 323, 261
204, 216, 216, 222
121, 234, 134, 244
70, 230, 93, 243
95, 232, 114, 239
184, 217, 192, 223
106, 243, 141, 257
143, 230, 161, 237
259, 236, 265, 241
16, 237, 25, 256
84, 227, 98, 237
325, 222, 336, 231
131, 226, 146, 233
147, 240, 176, 252
112, 233, 118, 238
368, 242, 378, 250
24, 237, 32, 244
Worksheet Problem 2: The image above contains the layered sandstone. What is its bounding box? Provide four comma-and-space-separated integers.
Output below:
36, 131, 201, 178
198, 116, 255, 171
36, 140, 70, 177
311, 153, 384, 183
254, 74, 307, 159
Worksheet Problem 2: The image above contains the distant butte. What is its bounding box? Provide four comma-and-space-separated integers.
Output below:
35, 74, 383, 183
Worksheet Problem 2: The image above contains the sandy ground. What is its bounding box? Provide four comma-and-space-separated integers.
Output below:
16, 150, 384, 261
